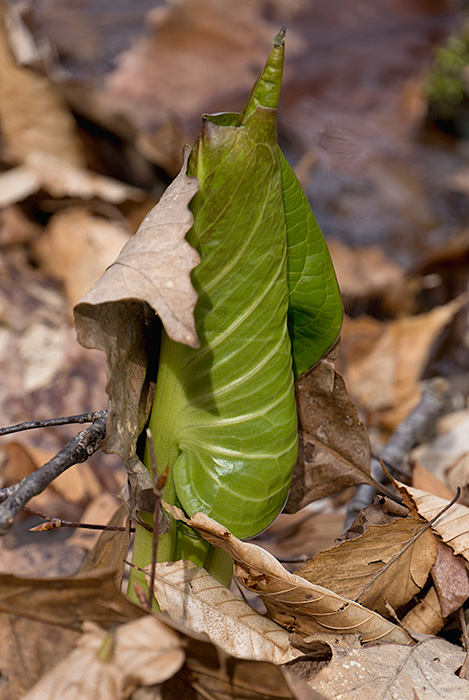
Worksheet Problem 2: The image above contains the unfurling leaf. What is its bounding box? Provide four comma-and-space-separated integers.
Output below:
147, 32, 342, 543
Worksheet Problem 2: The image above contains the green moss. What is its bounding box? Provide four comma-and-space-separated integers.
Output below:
425, 22, 469, 123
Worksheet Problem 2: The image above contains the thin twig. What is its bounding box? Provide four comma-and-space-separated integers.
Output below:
0, 410, 107, 437
344, 378, 451, 531
24, 506, 132, 533
0, 416, 107, 536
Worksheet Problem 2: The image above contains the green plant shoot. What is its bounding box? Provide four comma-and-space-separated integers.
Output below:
131, 29, 342, 591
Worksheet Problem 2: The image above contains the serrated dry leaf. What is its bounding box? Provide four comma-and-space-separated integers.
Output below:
402, 586, 444, 635
23, 616, 185, 700
74, 149, 200, 510
431, 541, 469, 618
286, 358, 374, 512
396, 482, 469, 562
296, 517, 437, 617
0, 13, 84, 166
34, 207, 132, 310
164, 505, 411, 645
146, 560, 302, 664
0, 569, 143, 629
76, 147, 199, 347
298, 636, 468, 700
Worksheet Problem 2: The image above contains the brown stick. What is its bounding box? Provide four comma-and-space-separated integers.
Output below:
0, 410, 107, 437
0, 415, 107, 535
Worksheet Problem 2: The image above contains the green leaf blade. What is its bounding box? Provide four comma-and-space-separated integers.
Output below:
150, 107, 298, 540
280, 149, 343, 378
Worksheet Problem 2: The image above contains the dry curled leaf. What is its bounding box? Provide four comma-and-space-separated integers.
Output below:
340, 297, 466, 429
23, 616, 185, 700
0, 12, 84, 166
296, 517, 437, 617
173, 636, 325, 700
164, 504, 411, 645
0, 152, 144, 208
431, 541, 469, 618
74, 148, 200, 509
146, 560, 302, 664
401, 585, 444, 636
34, 207, 132, 310
75, 146, 200, 348
286, 358, 373, 513
0, 569, 143, 629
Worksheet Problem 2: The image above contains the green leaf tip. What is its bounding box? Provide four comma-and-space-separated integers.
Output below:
238, 29, 285, 124
273, 26, 286, 47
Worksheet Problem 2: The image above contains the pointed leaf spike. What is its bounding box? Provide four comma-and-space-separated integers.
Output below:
239, 28, 285, 124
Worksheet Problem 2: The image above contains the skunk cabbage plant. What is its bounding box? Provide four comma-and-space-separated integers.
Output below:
129, 29, 342, 584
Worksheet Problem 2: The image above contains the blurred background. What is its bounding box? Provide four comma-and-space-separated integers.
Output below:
0, 0, 468, 565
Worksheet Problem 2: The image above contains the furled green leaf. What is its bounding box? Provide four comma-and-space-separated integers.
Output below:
147, 32, 342, 544
280, 149, 343, 378
150, 37, 297, 542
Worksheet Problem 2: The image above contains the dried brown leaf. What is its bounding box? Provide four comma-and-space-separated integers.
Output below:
80, 503, 129, 577
23, 616, 185, 700
411, 461, 455, 501
165, 505, 411, 645
431, 541, 469, 618
340, 298, 465, 429
286, 358, 373, 512
396, 482, 469, 562
171, 639, 325, 700
34, 207, 131, 310
341, 496, 409, 540
298, 635, 468, 700
327, 239, 404, 300
0, 569, 143, 629
296, 517, 437, 617
0, 13, 84, 166
146, 560, 302, 664
0, 615, 80, 700
74, 149, 200, 510
0, 153, 144, 208
76, 147, 199, 347
401, 585, 444, 636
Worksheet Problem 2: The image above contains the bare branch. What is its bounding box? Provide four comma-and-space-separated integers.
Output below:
0, 415, 107, 536
0, 410, 107, 437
